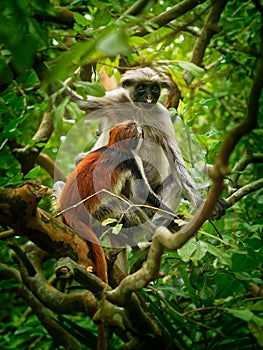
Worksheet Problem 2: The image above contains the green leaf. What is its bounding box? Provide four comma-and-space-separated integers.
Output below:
199, 98, 217, 106
0, 58, 13, 83
48, 40, 96, 82
24, 166, 41, 180
232, 252, 260, 272
229, 309, 254, 321
177, 265, 199, 307
178, 61, 205, 78
53, 96, 70, 127
168, 65, 188, 97
112, 223, 123, 235
66, 101, 85, 120
97, 31, 131, 56
215, 273, 243, 298
101, 218, 118, 226
129, 36, 147, 46
248, 320, 263, 346
74, 81, 105, 97
74, 13, 89, 27
206, 243, 232, 266
5, 173, 24, 187
233, 271, 253, 281
191, 241, 208, 262
178, 237, 196, 262
249, 301, 263, 312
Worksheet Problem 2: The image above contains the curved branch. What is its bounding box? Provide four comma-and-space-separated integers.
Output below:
107, 18, 263, 304
0, 263, 85, 350
12, 112, 55, 174
14, 250, 98, 315
36, 152, 67, 182
226, 178, 263, 207
229, 149, 263, 187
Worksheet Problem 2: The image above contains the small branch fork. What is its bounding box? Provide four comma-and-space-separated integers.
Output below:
55, 188, 178, 220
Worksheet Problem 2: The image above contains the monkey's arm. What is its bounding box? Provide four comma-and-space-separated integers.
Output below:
130, 158, 179, 232
72, 89, 130, 113
212, 198, 227, 220
162, 137, 227, 219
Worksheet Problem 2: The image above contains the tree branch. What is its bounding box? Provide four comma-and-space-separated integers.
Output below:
137, 0, 207, 36
36, 152, 67, 182
122, 0, 150, 17
14, 247, 98, 315
12, 112, 55, 174
0, 182, 95, 271
226, 178, 263, 207
184, 0, 229, 84
35, 7, 75, 27
229, 149, 263, 189
0, 263, 85, 350
107, 16, 263, 305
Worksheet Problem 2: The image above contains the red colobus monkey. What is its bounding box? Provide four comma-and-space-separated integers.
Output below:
72, 67, 226, 218
58, 121, 178, 282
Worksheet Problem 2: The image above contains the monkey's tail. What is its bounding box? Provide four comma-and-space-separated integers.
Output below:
70, 219, 108, 283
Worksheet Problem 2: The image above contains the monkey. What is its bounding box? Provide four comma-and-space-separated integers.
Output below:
70, 67, 226, 219
57, 121, 179, 281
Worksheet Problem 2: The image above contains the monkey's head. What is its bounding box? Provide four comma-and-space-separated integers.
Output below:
108, 122, 144, 150
121, 67, 171, 108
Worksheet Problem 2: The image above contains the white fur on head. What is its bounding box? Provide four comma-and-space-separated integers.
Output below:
121, 67, 171, 88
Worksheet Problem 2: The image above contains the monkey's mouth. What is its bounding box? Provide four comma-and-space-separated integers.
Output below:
145, 101, 156, 109
142, 97, 156, 109
136, 101, 156, 109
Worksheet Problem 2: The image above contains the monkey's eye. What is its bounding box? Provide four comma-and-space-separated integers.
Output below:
138, 85, 146, 93
152, 86, 160, 94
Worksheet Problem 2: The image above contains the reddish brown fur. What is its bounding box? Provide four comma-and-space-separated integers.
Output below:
58, 122, 141, 282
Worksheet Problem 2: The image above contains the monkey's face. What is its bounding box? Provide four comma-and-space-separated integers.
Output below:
127, 82, 161, 108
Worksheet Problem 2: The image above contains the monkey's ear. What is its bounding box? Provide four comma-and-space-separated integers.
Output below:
161, 81, 171, 90
159, 77, 174, 90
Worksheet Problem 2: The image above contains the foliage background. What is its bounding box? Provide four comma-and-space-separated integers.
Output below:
0, 0, 263, 349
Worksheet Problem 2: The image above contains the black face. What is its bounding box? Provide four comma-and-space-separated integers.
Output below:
131, 82, 161, 107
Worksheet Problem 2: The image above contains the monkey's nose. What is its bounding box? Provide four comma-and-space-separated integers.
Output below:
147, 96, 153, 104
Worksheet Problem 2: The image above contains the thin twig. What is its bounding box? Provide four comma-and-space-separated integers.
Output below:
56, 188, 178, 219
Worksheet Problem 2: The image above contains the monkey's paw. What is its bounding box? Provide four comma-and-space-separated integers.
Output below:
212, 199, 227, 220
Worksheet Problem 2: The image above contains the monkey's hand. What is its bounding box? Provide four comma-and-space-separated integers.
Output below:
211, 199, 227, 220
53, 181, 66, 200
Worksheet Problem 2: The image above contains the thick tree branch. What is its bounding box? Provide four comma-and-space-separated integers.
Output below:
184, 0, 229, 84
14, 248, 98, 315
35, 7, 75, 27
0, 263, 85, 350
0, 182, 95, 271
226, 178, 263, 207
190, 0, 229, 66
55, 257, 106, 295
36, 152, 67, 182
137, 0, 207, 36
122, 0, 150, 17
